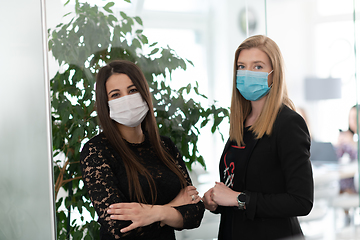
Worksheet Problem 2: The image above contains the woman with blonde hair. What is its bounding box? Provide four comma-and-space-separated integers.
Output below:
202, 35, 313, 239
80, 60, 204, 239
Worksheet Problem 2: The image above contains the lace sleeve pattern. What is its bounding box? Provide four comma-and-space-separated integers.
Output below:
80, 134, 161, 239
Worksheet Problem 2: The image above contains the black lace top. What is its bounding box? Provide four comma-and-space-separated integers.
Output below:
80, 133, 205, 240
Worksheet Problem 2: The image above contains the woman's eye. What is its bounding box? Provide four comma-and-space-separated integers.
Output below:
237, 65, 245, 69
255, 65, 263, 70
129, 88, 138, 94
111, 93, 120, 98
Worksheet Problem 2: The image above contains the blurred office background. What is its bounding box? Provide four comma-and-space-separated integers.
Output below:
1, 0, 359, 239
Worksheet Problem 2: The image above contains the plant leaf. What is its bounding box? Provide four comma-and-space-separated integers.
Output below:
134, 16, 143, 26
103, 2, 115, 13
120, 11, 128, 19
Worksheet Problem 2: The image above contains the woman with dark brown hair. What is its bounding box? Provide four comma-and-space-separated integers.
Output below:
80, 60, 204, 239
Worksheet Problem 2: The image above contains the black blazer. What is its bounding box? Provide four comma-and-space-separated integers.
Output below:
217, 105, 314, 240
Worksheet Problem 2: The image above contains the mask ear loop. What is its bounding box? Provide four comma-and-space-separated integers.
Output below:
268, 70, 274, 88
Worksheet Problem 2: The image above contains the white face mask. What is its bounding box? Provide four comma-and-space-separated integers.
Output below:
108, 93, 149, 127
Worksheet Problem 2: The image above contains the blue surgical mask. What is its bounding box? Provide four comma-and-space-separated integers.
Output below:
236, 70, 273, 101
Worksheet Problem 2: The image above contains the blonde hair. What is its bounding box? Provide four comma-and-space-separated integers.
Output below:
230, 35, 295, 146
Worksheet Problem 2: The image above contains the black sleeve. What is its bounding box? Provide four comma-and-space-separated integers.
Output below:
161, 136, 205, 229
80, 139, 161, 239
245, 112, 314, 219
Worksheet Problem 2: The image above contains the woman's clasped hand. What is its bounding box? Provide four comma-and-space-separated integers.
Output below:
107, 185, 201, 233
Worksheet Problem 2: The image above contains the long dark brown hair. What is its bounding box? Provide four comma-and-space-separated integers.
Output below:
95, 60, 187, 204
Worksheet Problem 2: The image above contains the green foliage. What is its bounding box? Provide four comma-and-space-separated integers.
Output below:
49, 0, 229, 239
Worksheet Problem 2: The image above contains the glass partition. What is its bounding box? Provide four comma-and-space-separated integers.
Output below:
0, 0, 56, 239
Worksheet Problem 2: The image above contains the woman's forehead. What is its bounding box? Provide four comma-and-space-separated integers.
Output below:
238, 48, 270, 63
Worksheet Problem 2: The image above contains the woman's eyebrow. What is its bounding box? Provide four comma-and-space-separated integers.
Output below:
253, 61, 265, 64
108, 89, 119, 95
237, 60, 265, 65
108, 85, 136, 95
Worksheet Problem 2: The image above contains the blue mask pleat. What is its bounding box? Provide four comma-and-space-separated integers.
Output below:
236, 70, 272, 101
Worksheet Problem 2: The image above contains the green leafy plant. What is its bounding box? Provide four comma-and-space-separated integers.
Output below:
49, 0, 229, 239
